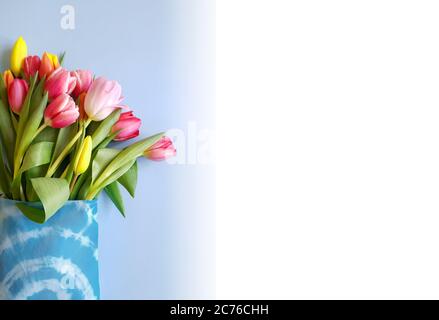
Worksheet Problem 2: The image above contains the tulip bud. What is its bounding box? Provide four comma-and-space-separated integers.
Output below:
47, 53, 60, 68
39, 52, 60, 79
73, 136, 93, 175
84, 77, 124, 121
10, 36, 28, 76
111, 111, 141, 141
45, 68, 77, 100
71, 70, 93, 98
144, 136, 176, 161
8, 79, 29, 114
44, 93, 79, 128
23, 55, 41, 79
3, 70, 14, 90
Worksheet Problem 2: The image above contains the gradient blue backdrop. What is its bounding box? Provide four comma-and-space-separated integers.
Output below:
0, 0, 215, 299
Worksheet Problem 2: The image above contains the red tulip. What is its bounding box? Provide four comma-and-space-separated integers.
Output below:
45, 68, 76, 100
8, 79, 28, 114
71, 70, 93, 98
111, 111, 141, 141
23, 55, 41, 79
44, 93, 79, 128
144, 136, 176, 161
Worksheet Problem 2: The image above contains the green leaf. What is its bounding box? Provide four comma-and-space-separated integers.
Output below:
0, 73, 8, 104
0, 99, 16, 167
90, 109, 121, 149
95, 131, 118, 150
11, 173, 23, 200
30, 177, 70, 222
12, 75, 39, 201
102, 160, 135, 189
26, 91, 49, 139
91, 133, 164, 194
33, 126, 58, 144
70, 165, 91, 200
12, 91, 48, 187
92, 148, 121, 183
0, 148, 11, 198
88, 160, 135, 200
11, 80, 48, 201
20, 142, 54, 174
25, 165, 48, 201
15, 74, 38, 147
30, 77, 47, 113
15, 203, 46, 224
77, 174, 92, 200
86, 121, 100, 137
71, 173, 87, 199
0, 74, 15, 134
51, 123, 78, 164
104, 182, 125, 216
118, 161, 138, 197
59, 51, 66, 65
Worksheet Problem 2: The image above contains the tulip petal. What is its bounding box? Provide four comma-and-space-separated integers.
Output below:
44, 93, 78, 128
10, 36, 28, 76
51, 109, 79, 128
8, 79, 29, 114
84, 77, 124, 121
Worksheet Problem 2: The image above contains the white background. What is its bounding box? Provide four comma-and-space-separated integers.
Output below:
216, 0, 439, 299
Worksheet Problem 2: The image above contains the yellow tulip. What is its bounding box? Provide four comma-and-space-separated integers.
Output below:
10, 36, 28, 76
73, 136, 92, 175
46, 52, 60, 69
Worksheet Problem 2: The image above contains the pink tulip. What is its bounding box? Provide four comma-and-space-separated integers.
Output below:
44, 68, 76, 100
8, 79, 28, 114
23, 55, 41, 79
111, 111, 141, 141
71, 70, 93, 98
144, 136, 176, 161
84, 77, 124, 121
44, 93, 79, 128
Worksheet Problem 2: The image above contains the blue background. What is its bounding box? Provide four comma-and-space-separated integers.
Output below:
0, 0, 215, 299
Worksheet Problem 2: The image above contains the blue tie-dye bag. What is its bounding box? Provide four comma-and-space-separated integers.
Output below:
0, 199, 100, 300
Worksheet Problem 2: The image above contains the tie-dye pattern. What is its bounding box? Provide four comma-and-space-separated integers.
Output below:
0, 199, 99, 300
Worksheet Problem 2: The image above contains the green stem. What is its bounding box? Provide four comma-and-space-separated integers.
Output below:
9, 109, 17, 133
32, 123, 48, 141
13, 152, 23, 179
45, 130, 81, 177
45, 119, 91, 178
85, 188, 99, 200
60, 165, 69, 179
70, 174, 79, 192
19, 184, 25, 201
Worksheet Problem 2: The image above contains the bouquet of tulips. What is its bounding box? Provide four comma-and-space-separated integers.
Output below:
0, 37, 176, 223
